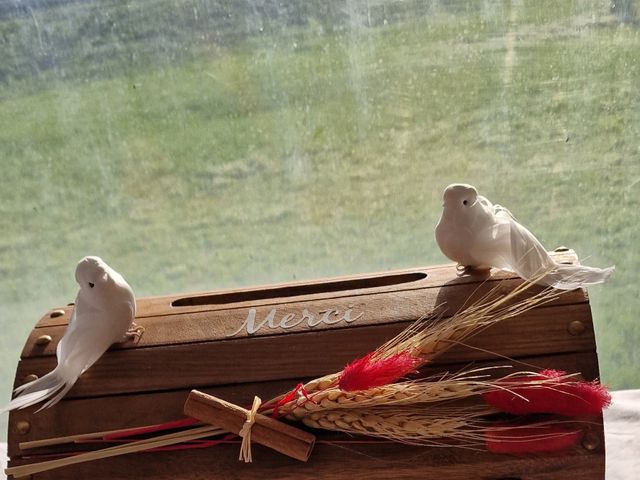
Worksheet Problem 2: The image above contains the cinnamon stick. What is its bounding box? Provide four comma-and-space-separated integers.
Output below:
183, 390, 316, 462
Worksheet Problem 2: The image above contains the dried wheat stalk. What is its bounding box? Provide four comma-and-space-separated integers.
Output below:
264, 279, 561, 415
299, 406, 495, 446
381, 279, 560, 362
298, 279, 560, 398
278, 371, 501, 419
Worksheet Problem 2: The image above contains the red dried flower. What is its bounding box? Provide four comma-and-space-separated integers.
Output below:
486, 424, 583, 454
483, 369, 611, 416
338, 351, 421, 392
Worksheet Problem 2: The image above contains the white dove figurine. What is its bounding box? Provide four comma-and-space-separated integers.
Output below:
435, 183, 614, 290
2, 256, 142, 412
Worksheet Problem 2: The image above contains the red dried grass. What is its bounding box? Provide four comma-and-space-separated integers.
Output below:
483, 369, 611, 416
486, 424, 582, 454
338, 351, 421, 392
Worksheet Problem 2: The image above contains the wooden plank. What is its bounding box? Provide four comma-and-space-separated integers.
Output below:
7, 435, 605, 480
32, 251, 580, 329
13, 303, 596, 398
7, 350, 602, 459
137, 250, 580, 318
20, 278, 588, 359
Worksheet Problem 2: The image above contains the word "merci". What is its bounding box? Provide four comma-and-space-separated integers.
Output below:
227, 306, 364, 337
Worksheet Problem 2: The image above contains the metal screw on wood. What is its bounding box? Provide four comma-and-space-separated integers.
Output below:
23, 374, 38, 383
16, 420, 31, 435
582, 432, 600, 451
35, 334, 52, 346
50, 309, 65, 318
568, 320, 586, 336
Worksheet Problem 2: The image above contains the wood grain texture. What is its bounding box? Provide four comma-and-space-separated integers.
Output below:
20, 279, 587, 359
8, 429, 605, 480
14, 304, 595, 398
7, 351, 602, 459
7, 253, 605, 479
30, 251, 580, 329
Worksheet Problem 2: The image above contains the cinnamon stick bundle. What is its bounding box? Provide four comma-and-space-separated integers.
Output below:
183, 390, 316, 462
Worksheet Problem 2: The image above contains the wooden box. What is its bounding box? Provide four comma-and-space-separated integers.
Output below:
7, 249, 605, 479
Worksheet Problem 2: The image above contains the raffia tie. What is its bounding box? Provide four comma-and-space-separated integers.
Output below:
238, 396, 262, 463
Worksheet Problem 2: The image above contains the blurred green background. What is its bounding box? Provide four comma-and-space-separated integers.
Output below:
1, 0, 638, 440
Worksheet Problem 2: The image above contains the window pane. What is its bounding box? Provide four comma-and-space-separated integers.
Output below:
1, 0, 638, 440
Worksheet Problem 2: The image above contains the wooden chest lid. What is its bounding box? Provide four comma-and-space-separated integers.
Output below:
16, 250, 595, 394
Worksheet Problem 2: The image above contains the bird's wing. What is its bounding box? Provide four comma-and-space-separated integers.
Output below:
500, 213, 614, 289
466, 209, 555, 277
59, 305, 127, 373
467, 219, 514, 270
501, 214, 556, 279
55, 311, 89, 366
56, 311, 72, 361
493, 203, 517, 221
55, 289, 81, 361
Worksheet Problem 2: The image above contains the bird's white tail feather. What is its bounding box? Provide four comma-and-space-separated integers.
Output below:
38, 381, 77, 412
1, 384, 64, 413
1, 366, 77, 413
13, 369, 62, 396
540, 264, 615, 291
4, 331, 110, 413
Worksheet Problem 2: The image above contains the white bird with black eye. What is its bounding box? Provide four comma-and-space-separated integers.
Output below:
2, 256, 143, 413
435, 183, 614, 290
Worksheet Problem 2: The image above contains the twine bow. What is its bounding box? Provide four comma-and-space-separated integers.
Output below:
238, 396, 262, 463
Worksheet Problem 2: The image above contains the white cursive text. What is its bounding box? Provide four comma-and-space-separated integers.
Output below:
227, 305, 364, 337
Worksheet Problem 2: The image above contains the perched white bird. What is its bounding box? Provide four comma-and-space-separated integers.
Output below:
2, 256, 141, 412
435, 183, 614, 290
